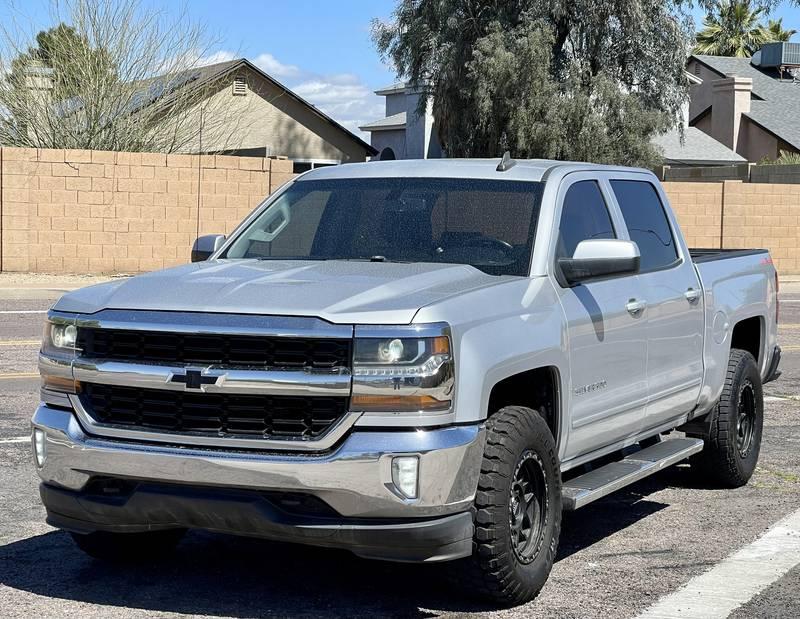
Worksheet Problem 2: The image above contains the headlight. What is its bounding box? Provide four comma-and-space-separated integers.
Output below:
351, 325, 454, 413
40, 318, 80, 394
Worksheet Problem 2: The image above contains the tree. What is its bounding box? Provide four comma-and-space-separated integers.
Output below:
766, 18, 797, 42
0, 0, 250, 152
373, 1, 706, 167
694, 1, 771, 57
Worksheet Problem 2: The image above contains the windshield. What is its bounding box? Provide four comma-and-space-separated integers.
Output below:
223, 177, 543, 276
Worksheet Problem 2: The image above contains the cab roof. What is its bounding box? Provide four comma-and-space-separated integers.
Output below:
300, 158, 652, 183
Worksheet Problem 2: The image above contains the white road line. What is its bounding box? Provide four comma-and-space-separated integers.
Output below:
764, 396, 787, 402
637, 508, 800, 619
0, 436, 30, 444
0, 310, 47, 314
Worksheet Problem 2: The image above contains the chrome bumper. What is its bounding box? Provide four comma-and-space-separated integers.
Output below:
32, 404, 485, 519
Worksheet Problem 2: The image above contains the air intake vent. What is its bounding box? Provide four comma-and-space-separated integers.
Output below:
232, 75, 247, 95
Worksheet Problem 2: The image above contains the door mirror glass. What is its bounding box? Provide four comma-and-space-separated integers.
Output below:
191, 234, 226, 262
558, 239, 640, 285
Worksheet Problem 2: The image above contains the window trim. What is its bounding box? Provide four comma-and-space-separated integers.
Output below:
549, 173, 631, 288
608, 177, 684, 276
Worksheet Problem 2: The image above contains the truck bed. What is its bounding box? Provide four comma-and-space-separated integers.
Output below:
690, 248, 769, 264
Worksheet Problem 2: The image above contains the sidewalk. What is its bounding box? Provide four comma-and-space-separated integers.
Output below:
0, 273, 125, 300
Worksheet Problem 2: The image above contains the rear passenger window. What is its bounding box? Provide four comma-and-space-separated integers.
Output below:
557, 181, 616, 259
611, 180, 679, 272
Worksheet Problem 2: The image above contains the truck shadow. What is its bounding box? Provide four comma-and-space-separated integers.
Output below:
0, 477, 678, 617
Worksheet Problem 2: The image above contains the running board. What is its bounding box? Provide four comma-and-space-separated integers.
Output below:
562, 437, 704, 510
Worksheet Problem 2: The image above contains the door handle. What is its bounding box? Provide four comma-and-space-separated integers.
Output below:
685, 288, 701, 304
626, 299, 647, 317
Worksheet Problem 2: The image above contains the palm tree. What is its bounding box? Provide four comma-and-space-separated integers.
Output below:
766, 18, 797, 43
694, 1, 772, 57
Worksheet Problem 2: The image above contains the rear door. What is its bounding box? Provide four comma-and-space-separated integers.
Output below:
553, 174, 649, 461
608, 176, 704, 430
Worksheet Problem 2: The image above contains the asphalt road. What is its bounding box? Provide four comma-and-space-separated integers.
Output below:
0, 285, 798, 618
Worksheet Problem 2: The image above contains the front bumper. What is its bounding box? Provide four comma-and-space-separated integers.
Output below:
32, 404, 485, 562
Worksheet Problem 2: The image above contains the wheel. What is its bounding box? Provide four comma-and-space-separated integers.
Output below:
451, 405, 561, 606
70, 528, 186, 562
690, 348, 763, 488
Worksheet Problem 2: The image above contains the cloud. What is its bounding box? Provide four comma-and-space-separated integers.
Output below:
252, 53, 302, 79
196, 50, 238, 66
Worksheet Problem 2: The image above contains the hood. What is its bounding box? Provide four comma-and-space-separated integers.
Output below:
53, 259, 513, 324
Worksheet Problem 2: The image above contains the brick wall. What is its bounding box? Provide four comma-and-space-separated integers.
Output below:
664, 180, 800, 274
2, 150, 800, 275
0, 147, 294, 273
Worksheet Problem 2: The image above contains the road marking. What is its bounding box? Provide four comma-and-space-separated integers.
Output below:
0, 372, 39, 380
781, 345, 800, 352
0, 339, 40, 346
0, 436, 29, 444
764, 396, 787, 402
636, 508, 800, 619
0, 310, 47, 314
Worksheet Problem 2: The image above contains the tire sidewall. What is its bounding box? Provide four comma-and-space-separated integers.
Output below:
727, 353, 763, 480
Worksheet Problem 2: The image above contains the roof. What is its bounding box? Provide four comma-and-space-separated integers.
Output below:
359, 111, 406, 132
690, 54, 800, 150
374, 82, 406, 96
652, 126, 746, 165
139, 58, 377, 155
298, 157, 652, 184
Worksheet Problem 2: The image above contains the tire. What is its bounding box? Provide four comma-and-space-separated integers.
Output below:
451, 405, 561, 606
70, 528, 186, 562
690, 348, 763, 488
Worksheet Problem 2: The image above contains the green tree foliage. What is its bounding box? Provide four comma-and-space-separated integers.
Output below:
695, 1, 772, 57
766, 18, 797, 42
372, 1, 704, 167
10, 24, 115, 98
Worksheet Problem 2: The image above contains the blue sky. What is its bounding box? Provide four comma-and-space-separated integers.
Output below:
1, 0, 798, 138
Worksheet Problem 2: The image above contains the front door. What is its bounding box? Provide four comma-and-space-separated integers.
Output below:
554, 177, 649, 462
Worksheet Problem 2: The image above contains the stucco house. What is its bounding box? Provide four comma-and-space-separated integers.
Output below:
360, 76, 745, 167
149, 58, 376, 172
687, 42, 800, 163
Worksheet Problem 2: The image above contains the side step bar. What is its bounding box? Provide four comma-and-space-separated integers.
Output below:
562, 437, 704, 510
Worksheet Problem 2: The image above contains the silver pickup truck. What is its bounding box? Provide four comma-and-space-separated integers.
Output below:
33, 157, 780, 605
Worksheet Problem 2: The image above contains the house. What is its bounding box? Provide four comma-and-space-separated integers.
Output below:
360, 76, 745, 167
149, 58, 376, 172
359, 82, 441, 160
687, 42, 800, 162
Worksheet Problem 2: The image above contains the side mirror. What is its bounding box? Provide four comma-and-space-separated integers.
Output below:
558, 239, 640, 285
191, 234, 226, 262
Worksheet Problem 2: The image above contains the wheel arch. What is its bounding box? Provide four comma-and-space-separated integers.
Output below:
486, 366, 563, 448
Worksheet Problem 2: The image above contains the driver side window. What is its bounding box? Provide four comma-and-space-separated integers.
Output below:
557, 181, 616, 259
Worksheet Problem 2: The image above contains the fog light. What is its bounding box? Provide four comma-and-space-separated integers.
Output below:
391, 456, 419, 499
33, 428, 47, 467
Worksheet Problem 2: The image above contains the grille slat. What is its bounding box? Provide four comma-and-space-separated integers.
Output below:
77, 329, 351, 369
81, 383, 347, 439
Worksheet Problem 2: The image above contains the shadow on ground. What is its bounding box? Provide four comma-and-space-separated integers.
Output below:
0, 473, 687, 618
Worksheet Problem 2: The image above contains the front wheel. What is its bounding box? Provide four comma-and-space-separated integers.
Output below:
451, 405, 561, 606
690, 348, 764, 488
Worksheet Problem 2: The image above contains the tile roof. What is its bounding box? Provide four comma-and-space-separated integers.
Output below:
691, 55, 800, 150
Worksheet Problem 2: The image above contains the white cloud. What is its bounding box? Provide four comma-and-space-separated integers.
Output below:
196, 50, 238, 67
252, 53, 302, 79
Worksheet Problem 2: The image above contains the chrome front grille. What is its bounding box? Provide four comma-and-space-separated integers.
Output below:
56, 310, 359, 450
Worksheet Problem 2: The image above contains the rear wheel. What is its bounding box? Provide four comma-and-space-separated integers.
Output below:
70, 528, 186, 562
690, 348, 763, 488
452, 405, 561, 606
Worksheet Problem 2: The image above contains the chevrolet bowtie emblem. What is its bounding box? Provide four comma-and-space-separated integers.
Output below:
170, 369, 219, 390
